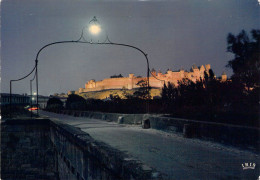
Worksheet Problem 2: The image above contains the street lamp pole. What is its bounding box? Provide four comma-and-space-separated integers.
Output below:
30, 78, 32, 118
10, 16, 151, 117
30, 70, 36, 118
36, 60, 39, 116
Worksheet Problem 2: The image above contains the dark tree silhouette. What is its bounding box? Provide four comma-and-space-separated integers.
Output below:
46, 97, 63, 110
176, 78, 206, 107
110, 74, 123, 78
65, 94, 86, 110
133, 80, 151, 100
161, 82, 178, 112
226, 29, 260, 91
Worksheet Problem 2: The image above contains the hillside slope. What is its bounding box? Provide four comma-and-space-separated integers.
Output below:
79, 88, 161, 100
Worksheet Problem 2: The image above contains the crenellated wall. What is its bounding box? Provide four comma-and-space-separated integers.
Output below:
79, 64, 217, 93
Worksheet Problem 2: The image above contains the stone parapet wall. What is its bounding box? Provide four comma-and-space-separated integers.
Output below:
1, 118, 161, 180
1, 119, 57, 180
55, 110, 260, 151
58, 109, 152, 124
50, 119, 161, 180
50, 120, 117, 180
148, 117, 260, 151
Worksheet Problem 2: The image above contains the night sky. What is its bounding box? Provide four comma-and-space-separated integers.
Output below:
1, 0, 260, 96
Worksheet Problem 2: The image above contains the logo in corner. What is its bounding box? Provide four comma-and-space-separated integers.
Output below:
241, 162, 256, 170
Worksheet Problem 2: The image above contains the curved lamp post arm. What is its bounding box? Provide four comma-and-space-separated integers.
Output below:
34, 40, 79, 115
35, 40, 79, 60
9, 63, 37, 117
10, 63, 37, 83
36, 41, 150, 72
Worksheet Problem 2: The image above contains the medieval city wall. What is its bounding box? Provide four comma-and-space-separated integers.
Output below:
77, 64, 226, 94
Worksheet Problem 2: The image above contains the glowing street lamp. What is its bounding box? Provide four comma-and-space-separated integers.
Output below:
88, 16, 101, 35
89, 25, 101, 35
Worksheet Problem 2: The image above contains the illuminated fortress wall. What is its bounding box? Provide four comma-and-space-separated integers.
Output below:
77, 64, 227, 93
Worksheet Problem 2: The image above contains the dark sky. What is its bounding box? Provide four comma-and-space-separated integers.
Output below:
1, 0, 260, 96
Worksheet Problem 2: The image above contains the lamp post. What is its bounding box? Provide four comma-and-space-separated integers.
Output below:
10, 16, 151, 116
30, 71, 36, 118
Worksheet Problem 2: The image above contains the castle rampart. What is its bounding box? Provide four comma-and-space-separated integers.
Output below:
78, 64, 225, 93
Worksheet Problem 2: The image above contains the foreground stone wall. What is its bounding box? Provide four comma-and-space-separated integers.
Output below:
1, 118, 161, 180
1, 119, 57, 180
50, 119, 161, 180
50, 120, 118, 180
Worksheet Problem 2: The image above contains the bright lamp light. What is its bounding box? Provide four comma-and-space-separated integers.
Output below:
89, 24, 101, 35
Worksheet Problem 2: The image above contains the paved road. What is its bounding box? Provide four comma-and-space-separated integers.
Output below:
40, 110, 259, 179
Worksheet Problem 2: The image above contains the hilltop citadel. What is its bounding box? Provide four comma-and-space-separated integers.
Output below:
69, 64, 227, 96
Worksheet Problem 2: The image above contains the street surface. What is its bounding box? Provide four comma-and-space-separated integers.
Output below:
39, 110, 259, 179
